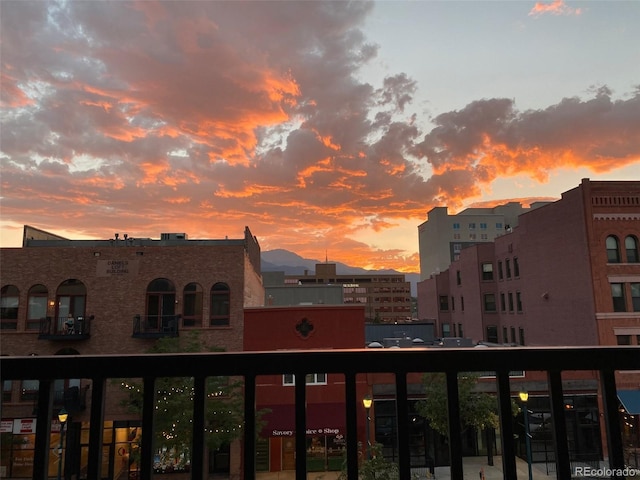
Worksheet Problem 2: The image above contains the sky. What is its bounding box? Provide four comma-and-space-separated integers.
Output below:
1, 0, 639, 273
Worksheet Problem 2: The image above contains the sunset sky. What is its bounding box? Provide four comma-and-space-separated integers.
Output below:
1, 0, 639, 273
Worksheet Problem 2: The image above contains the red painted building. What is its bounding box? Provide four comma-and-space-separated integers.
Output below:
244, 305, 370, 473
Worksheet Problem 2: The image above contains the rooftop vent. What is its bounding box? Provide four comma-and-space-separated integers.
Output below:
160, 233, 188, 240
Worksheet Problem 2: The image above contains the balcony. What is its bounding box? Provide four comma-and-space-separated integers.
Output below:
132, 314, 180, 338
2, 347, 639, 480
38, 315, 93, 340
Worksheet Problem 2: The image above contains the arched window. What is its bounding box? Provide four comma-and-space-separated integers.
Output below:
606, 235, 620, 263
55, 279, 87, 334
625, 235, 639, 263
27, 284, 48, 331
1, 285, 19, 330
182, 283, 203, 328
210, 283, 230, 326
146, 278, 176, 330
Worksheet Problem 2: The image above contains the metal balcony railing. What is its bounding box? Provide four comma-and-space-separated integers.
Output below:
132, 314, 180, 338
38, 315, 93, 340
2, 346, 639, 480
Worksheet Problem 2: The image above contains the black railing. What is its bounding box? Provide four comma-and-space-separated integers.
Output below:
38, 315, 93, 340
132, 314, 180, 338
2, 346, 639, 480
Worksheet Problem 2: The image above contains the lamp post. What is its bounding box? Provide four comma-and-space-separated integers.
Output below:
519, 392, 533, 480
57, 408, 68, 480
362, 395, 373, 459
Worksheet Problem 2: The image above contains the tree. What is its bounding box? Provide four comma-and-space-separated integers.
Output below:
416, 372, 507, 438
338, 443, 402, 480
118, 332, 250, 469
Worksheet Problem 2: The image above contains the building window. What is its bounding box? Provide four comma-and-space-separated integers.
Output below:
508, 292, 514, 312
182, 283, 203, 327
1, 285, 19, 330
626, 235, 639, 263
631, 283, 640, 312
511, 327, 516, 343
3, 380, 12, 402
21, 379, 39, 401
452, 323, 457, 336
469, 234, 477, 240
496, 223, 503, 229
616, 335, 631, 346
480, 223, 487, 230
456, 270, 461, 286
210, 282, 231, 326
453, 243, 462, 253
27, 284, 48, 330
146, 278, 176, 331
484, 294, 496, 312
481, 262, 494, 281
460, 296, 464, 311
283, 373, 327, 386
519, 328, 525, 345
451, 297, 455, 311
453, 233, 461, 240
480, 234, 488, 240
606, 235, 621, 263
505, 259, 512, 279
55, 279, 87, 334
503, 327, 508, 343
500, 293, 506, 312
453, 223, 460, 230
439, 296, 449, 311
513, 257, 520, 277
458, 323, 464, 337
469, 223, 476, 230
486, 326, 498, 343
610, 283, 626, 312
516, 292, 523, 312
442, 323, 451, 337
498, 261, 503, 281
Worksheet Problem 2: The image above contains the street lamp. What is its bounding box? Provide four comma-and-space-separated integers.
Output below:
362, 395, 373, 459
57, 408, 68, 480
519, 392, 533, 480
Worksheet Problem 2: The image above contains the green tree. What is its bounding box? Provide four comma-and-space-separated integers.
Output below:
118, 332, 253, 466
338, 443, 403, 480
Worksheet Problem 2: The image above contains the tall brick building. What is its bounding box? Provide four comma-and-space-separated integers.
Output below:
1, 226, 264, 478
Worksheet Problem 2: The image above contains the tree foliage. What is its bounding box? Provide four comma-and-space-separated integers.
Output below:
416, 372, 511, 437
118, 332, 248, 458
338, 443, 402, 480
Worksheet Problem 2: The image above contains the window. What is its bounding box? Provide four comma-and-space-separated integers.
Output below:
210, 282, 231, 326
480, 234, 488, 240
617, 335, 631, 346
610, 283, 626, 312
486, 326, 498, 343
55, 279, 87, 334
500, 293, 506, 312
469, 223, 476, 230
481, 263, 494, 281
3, 380, 12, 402
626, 236, 639, 263
283, 373, 327, 386
452, 323, 457, 336
460, 296, 464, 311
458, 323, 463, 338
182, 283, 203, 327
469, 234, 477, 240
453, 243, 462, 253
453, 223, 460, 230
146, 278, 176, 330
503, 327, 508, 343
442, 323, 450, 337
1, 285, 19, 330
631, 283, 640, 312
508, 292, 514, 312
451, 297, 455, 311
484, 294, 496, 312
456, 270, 461, 286
439, 296, 449, 311
480, 223, 487, 230
27, 284, 48, 331
511, 327, 516, 343
606, 235, 620, 263
516, 291, 523, 312
519, 328, 525, 346
505, 259, 512, 279
21, 379, 39, 401
513, 257, 520, 277
498, 261, 503, 281
496, 223, 503, 229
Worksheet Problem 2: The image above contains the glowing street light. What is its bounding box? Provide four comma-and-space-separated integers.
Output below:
362, 395, 373, 459
519, 392, 533, 480
57, 408, 68, 480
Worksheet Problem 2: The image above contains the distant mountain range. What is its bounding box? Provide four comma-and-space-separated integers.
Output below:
261, 249, 420, 296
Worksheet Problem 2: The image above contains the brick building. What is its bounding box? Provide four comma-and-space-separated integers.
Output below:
1, 226, 264, 478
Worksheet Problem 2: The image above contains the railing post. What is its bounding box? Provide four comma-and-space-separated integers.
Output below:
396, 372, 412, 479
294, 373, 307, 480
33, 379, 54, 480
86, 377, 105, 480
140, 377, 156, 480
446, 371, 464, 479
600, 369, 625, 479
548, 370, 571, 479
344, 372, 359, 479
191, 376, 206, 480
244, 373, 257, 480
496, 371, 517, 479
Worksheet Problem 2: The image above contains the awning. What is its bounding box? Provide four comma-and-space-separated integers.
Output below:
258, 403, 346, 437
618, 390, 640, 415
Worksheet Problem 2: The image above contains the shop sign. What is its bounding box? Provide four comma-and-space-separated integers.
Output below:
13, 418, 36, 434
272, 427, 342, 436
96, 259, 140, 277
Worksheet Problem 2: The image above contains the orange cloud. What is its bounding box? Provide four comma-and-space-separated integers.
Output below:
529, 0, 582, 17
